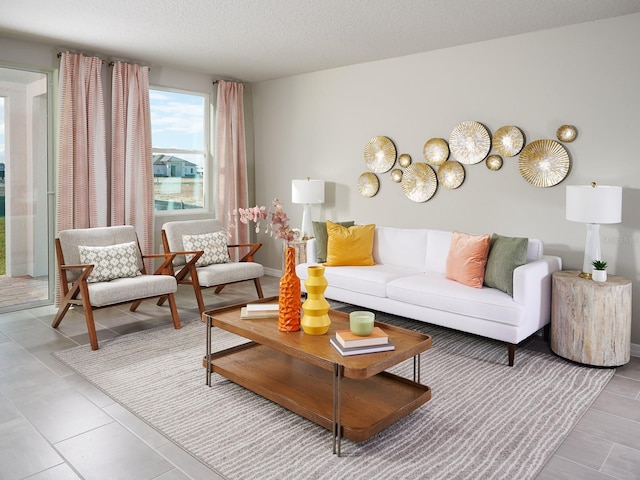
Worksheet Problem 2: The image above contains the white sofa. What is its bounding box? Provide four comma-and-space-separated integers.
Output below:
296, 226, 562, 366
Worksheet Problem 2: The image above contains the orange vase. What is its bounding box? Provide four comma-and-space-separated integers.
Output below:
278, 246, 301, 332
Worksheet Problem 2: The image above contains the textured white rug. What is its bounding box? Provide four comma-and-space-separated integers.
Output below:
55, 312, 614, 480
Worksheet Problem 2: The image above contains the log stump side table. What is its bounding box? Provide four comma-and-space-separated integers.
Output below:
551, 270, 632, 367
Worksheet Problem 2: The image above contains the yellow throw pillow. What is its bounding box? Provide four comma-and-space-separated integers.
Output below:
324, 221, 376, 266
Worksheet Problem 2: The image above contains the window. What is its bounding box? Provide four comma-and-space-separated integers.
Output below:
149, 88, 208, 212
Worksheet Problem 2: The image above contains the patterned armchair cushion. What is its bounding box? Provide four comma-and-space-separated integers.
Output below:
78, 241, 142, 283
182, 231, 230, 267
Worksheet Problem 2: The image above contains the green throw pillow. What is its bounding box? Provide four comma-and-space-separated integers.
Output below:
483, 234, 529, 296
312, 220, 355, 263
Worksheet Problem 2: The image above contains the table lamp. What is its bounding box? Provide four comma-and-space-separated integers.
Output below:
292, 178, 325, 239
566, 182, 622, 278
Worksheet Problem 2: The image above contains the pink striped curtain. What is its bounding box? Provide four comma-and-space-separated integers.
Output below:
111, 61, 153, 261
216, 80, 249, 246
57, 52, 107, 232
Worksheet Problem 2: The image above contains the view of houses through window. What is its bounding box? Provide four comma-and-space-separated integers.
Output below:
150, 88, 208, 211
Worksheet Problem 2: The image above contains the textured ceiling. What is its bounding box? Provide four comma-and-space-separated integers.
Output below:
1, 0, 640, 82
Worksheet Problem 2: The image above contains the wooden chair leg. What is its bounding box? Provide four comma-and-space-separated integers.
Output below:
52, 302, 72, 329
167, 293, 181, 329
254, 278, 264, 298
82, 304, 99, 350
193, 285, 206, 316
508, 343, 516, 367
130, 299, 143, 312
156, 295, 168, 306
214, 284, 225, 294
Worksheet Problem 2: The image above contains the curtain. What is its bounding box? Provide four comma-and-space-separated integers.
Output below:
111, 61, 153, 261
57, 52, 107, 232
216, 80, 249, 246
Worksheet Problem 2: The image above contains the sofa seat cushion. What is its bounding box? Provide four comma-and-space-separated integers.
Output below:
387, 273, 525, 326
304, 265, 420, 298
84, 275, 177, 307
182, 262, 264, 288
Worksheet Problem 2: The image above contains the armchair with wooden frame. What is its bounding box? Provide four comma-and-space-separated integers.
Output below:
161, 219, 264, 315
53, 225, 181, 350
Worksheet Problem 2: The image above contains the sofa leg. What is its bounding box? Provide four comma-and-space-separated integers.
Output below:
508, 344, 516, 367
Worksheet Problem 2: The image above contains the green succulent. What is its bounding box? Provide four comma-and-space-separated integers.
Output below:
591, 259, 608, 271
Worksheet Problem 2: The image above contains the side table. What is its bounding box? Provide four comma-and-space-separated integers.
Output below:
551, 270, 632, 367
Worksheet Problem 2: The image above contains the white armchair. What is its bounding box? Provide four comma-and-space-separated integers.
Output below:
53, 225, 181, 350
161, 219, 264, 315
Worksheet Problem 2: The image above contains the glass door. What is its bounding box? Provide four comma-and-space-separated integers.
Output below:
0, 66, 53, 312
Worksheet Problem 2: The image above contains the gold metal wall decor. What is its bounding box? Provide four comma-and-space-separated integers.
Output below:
518, 139, 570, 188
358, 172, 380, 197
390, 169, 403, 183
401, 163, 437, 202
398, 153, 412, 168
493, 126, 524, 157
423, 138, 449, 166
364, 136, 396, 173
486, 154, 503, 171
437, 161, 465, 189
556, 125, 577, 143
449, 121, 491, 165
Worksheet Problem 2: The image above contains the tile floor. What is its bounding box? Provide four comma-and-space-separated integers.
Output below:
0, 275, 639, 480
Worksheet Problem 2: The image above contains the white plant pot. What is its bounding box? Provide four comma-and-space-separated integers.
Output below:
592, 269, 607, 282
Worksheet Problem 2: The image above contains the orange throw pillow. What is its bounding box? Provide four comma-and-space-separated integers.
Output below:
324, 221, 376, 266
446, 231, 491, 288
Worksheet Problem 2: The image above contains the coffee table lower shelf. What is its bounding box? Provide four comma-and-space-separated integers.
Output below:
204, 342, 431, 443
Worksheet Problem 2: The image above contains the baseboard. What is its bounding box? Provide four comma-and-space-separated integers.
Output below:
264, 267, 283, 277
631, 342, 640, 358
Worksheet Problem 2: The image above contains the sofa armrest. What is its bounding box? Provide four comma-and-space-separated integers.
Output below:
512, 255, 563, 326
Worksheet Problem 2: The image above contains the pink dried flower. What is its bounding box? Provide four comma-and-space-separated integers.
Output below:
229, 198, 299, 242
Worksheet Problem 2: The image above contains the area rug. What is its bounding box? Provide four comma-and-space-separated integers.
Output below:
54, 308, 614, 480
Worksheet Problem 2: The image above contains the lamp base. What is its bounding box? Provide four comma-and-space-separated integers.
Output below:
579, 271, 592, 279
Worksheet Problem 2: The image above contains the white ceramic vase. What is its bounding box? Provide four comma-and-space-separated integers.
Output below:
592, 269, 607, 282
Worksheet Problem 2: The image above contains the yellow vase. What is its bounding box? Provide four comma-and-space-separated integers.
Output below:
278, 246, 301, 332
301, 265, 331, 335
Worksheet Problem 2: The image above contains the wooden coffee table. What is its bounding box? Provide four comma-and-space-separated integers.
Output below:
202, 297, 432, 456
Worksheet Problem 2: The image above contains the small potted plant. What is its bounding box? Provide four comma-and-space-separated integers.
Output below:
591, 259, 608, 282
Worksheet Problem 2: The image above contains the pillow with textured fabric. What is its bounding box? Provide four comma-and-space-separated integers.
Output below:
324, 221, 376, 266
78, 241, 142, 283
182, 231, 230, 267
484, 233, 529, 296
445, 231, 491, 288
312, 220, 355, 263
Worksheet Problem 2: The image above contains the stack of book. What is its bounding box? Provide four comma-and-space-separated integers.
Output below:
240, 303, 279, 319
330, 327, 395, 356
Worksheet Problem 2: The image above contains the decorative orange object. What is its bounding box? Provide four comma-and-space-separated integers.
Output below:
301, 265, 331, 335
278, 246, 301, 332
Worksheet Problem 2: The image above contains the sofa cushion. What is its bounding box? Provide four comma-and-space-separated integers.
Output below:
312, 220, 354, 263
182, 231, 230, 267
78, 241, 142, 283
373, 226, 429, 269
325, 222, 376, 266
387, 273, 526, 326
316, 264, 418, 298
484, 234, 529, 296
445, 231, 490, 288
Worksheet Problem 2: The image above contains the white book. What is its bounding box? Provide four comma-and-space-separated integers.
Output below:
245, 303, 279, 312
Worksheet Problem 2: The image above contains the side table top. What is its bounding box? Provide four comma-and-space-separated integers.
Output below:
553, 270, 631, 287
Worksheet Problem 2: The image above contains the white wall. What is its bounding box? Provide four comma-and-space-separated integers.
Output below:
251, 14, 640, 344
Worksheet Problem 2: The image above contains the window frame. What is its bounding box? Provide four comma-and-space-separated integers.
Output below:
149, 86, 211, 216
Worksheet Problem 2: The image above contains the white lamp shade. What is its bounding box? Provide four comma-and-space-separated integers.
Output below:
566, 185, 622, 224
292, 179, 325, 204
